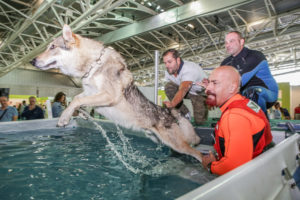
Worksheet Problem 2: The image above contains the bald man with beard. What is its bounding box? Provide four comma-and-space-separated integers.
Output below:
200, 66, 273, 175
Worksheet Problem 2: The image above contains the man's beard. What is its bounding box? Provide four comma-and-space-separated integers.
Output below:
206, 91, 217, 107
167, 68, 177, 75
167, 61, 179, 75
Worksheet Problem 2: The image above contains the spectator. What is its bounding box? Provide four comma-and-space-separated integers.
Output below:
21, 96, 44, 120
294, 104, 300, 120
0, 96, 18, 122
221, 31, 278, 118
273, 101, 291, 120
273, 102, 282, 120
17, 100, 27, 119
280, 107, 291, 120
279, 104, 291, 120
162, 49, 208, 125
200, 66, 273, 175
52, 92, 66, 118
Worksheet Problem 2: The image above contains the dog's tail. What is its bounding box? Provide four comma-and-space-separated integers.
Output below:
170, 109, 201, 145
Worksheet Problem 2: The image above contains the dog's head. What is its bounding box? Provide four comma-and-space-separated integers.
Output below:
31, 24, 98, 77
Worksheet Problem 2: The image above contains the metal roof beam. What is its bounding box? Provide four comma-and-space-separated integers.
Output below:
134, 36, 162, 49
130, 37, 154, 60
0, 0, 128, 78
196, 18, 220, 52
0, 0, 56, 52
170, 0, 184, 6
0, 0, 30, 19
149, 32, 168, 48
72, 0, 128, 32
171, 25, 195, 56
115, 42, 142, 69
98, 0, 252, 44
127, 0, 157, 15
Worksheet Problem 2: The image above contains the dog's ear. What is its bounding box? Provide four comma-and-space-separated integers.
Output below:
63, 24, 75, 43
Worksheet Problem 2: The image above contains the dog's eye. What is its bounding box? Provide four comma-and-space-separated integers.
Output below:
49, 44, 55, 50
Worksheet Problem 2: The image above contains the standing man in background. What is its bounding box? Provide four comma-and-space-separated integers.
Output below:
17, 100, 27, 119
162, 49, 208, 125
221, 31, 278, 117
0, 96, 18, 122
21, 96, 44, 120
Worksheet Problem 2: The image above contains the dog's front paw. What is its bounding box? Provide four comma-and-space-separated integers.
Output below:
57, 115, 71, 127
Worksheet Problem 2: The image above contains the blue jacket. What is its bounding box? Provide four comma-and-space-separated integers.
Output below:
221, 47, 278, 93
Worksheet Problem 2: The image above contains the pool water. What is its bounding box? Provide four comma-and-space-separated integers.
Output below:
0, 127, 214, 200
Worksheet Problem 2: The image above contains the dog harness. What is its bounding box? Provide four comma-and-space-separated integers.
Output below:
81, 47, 106, 79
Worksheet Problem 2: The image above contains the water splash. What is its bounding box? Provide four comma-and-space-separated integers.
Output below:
78, 108, 174, 176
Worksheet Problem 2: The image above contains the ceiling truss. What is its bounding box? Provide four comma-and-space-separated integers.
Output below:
0, 0, 300, 87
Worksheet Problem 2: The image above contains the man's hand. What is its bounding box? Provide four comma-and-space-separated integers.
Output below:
202, 151, 217, 170
163, 101, 173, 108
195, 78, 209, 89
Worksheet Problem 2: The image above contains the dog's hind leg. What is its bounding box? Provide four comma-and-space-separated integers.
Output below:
169, 140, 203, 163
144, 130, 161, 144
152, 127, 203, 163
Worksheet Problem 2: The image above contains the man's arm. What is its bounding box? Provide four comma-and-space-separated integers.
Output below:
21, 107, 29, 119
240, 51, 267, 87
12, 107, 18, 121
12, 115, 18, 121
38, 107, 45, 119
164, 81, 192, 108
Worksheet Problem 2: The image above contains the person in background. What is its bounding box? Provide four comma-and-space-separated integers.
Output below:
52, 92, 66, 118
294, 104, 300, 120
21, 96, 44, 120
278, 102, 291, 120
162, 49, 208, 125
17, 100, 27, 119
221, 31, 278, 118
200, 66, 273, 175
273, 102, 282, 120
0, 96, 18, 122
273, 101, 291, 120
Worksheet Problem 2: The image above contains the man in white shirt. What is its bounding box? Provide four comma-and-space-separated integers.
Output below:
163, 49, 208, 125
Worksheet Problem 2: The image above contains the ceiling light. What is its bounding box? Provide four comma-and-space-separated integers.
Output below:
187, 23, 195, 29
248, 19, 267, 27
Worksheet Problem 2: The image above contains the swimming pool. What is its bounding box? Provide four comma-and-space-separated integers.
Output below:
0, 118, 215, 200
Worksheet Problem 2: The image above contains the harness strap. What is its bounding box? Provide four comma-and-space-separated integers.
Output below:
0, 108, 8, 120
81, 48, 106, 79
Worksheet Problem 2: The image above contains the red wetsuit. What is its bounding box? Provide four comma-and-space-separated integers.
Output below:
211, 94, 272, 175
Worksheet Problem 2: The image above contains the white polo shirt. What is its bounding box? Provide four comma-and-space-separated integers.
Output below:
165, 60, 207, 95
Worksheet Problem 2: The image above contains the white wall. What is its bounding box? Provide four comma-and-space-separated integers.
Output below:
0, 68, 82, 98
291, 86, 300, 119
138, 86, 155, 103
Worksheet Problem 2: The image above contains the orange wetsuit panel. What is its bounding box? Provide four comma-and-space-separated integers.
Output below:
211, 95, 266, 175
